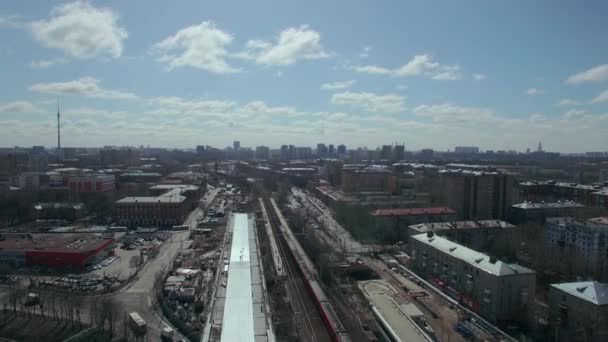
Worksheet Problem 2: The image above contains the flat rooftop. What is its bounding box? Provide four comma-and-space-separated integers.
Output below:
512, 201, 584, 210
220, 213, 255, 342
0, 233, 113, 253
409, 220, 515, 233
411, 234, 534, 277
116, 195, 185, 204
370, 207, 455, 217
358, 280, 430, 342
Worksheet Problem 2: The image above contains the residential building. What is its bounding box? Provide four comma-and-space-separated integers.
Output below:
337, 144, 347, 155
546, 217, 608, 276
439, 169, 513, 220
407, 220, 516, 251
255, 146, 270, 160
341, 165, 397, 194
280, 145, 289, 160
548, 281, 608, 342
328, 144, 335, 155
233, 141, 240, 151
393, 145, 405, 161
317, 143, 328, 157
509, 201, 587, 224
380, 145, 392, 160
454, 146, 480, 154
410, 233, 536, 323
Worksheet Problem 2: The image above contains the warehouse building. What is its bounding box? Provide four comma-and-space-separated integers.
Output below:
410, 233, 535, 324
0, 233, 115, 270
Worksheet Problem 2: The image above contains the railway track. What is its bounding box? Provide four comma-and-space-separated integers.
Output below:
263, 197, 331, 342
264, 197, 351, 342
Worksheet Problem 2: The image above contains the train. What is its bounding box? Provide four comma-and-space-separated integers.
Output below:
267, 198, 351, 342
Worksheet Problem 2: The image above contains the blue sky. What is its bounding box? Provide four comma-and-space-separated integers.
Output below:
1, 0, 607, 152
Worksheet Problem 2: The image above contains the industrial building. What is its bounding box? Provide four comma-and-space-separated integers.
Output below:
548, 281, 608, 342
0, 233, 115, 269
410, 233, 535, 323
114, 185, 200, 228
439, 168, 513, 220
407, 220, 516, 251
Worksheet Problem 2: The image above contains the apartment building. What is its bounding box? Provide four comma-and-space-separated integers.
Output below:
410, 233, 535, 323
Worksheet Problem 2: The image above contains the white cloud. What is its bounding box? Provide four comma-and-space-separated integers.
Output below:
396, 84, 407, 90
592, 89, 608, 104
359, 46, 371, 58
237, 25, 330, 66
354, 54, 462, 80
556, 99, 582, 106
0, 101, 43, 113
320, 80, 355, 91
473, 73, 486, 81
0, 14, 22, 28
563, 109, 585, 120
152, 21, 238, 73
412, 104, 515, 126
29, 77, 137, 100
30, 2, 127, 59
331, 91, 405, 112
566, 64, 608, 84
526, 88, 544, 95
29, 58, 67, 69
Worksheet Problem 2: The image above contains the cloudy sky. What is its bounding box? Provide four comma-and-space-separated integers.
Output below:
1, 1, 607, 152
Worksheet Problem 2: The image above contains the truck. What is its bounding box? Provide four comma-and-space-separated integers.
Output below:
160, 327, 174, 341
128, 312, 147, 336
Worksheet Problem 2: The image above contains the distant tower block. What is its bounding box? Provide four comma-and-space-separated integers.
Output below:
57, 104, 61, 158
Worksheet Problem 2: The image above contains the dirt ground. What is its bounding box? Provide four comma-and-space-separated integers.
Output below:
0, 310, 84, 341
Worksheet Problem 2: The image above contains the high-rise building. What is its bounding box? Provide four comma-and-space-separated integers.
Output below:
316, 143, 328, 157
328, 144, 335, 154
233, 141, 240, 151
255, 145, 270, 160
57, 104, 61, 159
454, 146, 480, 154
439, 169, 513, 220
280, 145, 289, 160
337, 144, 347, 155
196, 145, 205, 154
419, 149, 434, 159
393, 145, 405, 161
288, 145, 296, 160
380, 145, 392, 160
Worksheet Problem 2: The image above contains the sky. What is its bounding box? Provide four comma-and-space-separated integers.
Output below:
1, 0, 608, 153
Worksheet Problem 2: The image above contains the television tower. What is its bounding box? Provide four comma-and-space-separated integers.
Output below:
57, 103, 61, 158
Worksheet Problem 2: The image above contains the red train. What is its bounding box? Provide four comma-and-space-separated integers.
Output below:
268, 198, 351, 342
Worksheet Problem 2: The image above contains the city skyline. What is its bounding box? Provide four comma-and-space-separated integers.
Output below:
1, 1, 608, 151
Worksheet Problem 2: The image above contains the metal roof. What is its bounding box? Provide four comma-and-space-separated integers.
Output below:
359, 280, 431, 342
411, 234, 534, 277
370, 207, 455, 217
220, 213, 255, 342
551, 281, 608, 305
512, 201, 584, 209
